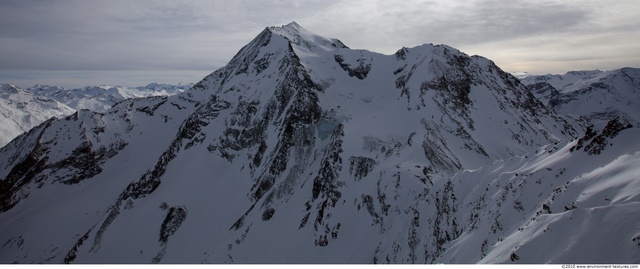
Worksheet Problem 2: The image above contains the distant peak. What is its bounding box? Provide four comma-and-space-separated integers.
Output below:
511, 72, 532, 79
0, 83, 20, 93
565, 70, 602, 76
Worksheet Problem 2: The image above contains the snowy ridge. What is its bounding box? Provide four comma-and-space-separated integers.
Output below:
521, 70, 603, 90
510, 72, 532, 80
0, 23, 638, 264
0, 84, 75, 147
439, 119, 639, 263
0, 83, 190, 147
267, 21, 348, 53
26, 83, 192, 112
522, 68, 640, 124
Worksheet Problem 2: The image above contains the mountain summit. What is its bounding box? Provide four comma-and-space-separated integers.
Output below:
268, 21, 349, 51
1, 23, 638, 264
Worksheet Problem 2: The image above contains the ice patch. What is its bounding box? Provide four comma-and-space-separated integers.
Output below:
317, 117, 341, 140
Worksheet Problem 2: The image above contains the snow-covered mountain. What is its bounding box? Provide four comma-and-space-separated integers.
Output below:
0, 83, 190, 147
521, 70, 603, 90
522, 68, 640, 124
0, 84, 75, 147
1, 22, 638, 264
25, 83, 192, 112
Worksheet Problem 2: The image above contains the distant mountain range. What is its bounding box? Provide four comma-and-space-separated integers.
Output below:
25, 83, 192, 112
0, 83, 191, 146
0, 84, 75, 147
521, 69, 640, 124
0, 22, 638, 264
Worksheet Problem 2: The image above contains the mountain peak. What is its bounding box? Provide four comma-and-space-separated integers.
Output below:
266, 22, 348, 51
0, 83, 20, 93
279, 21, 303, 31
266, 21, 307, 37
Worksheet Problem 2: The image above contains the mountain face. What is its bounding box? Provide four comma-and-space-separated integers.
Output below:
0, 83, 190, 147
0, 84, 75, 147
1, 22, 638, 264
522, 68, 640, 124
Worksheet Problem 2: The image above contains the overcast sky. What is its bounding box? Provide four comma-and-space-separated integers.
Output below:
1, 0, 639, 88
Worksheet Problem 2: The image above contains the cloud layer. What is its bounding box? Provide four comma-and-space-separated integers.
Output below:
1, 0, 639, 87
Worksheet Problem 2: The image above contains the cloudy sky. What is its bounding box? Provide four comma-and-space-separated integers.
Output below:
1, 0, 639, 88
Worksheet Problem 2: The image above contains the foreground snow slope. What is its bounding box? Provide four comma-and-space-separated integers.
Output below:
441, 119, 639, 264
0, 22, 637, 264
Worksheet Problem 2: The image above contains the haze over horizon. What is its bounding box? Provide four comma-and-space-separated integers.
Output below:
1, 0, 639, 89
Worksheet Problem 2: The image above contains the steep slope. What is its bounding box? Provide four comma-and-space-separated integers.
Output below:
3, 22, 633, 264
0, 84, 75, 147
522, 68, 640, 124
